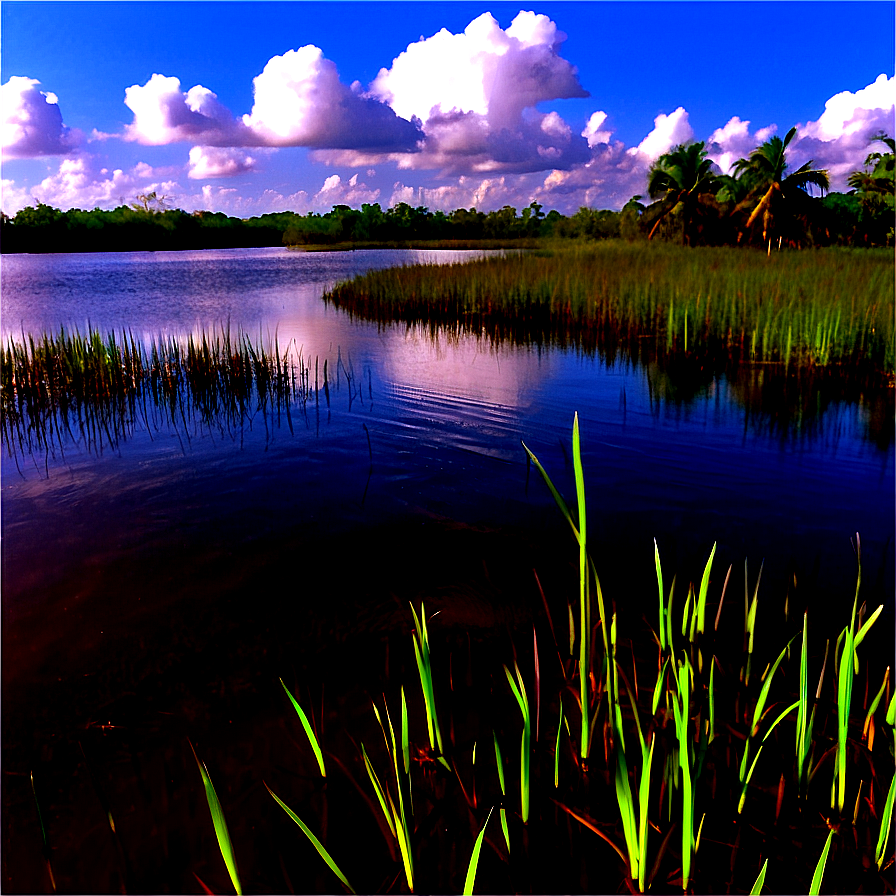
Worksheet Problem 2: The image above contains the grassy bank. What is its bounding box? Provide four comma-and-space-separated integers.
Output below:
324, 242, 895, 377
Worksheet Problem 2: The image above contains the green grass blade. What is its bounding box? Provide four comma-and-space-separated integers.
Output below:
191, 744, 242, 896
751, 636, 797, 734
876, 769, 896, 870
750, 858, 768, 895
463, 807, 493, 896
401, 685, 410, 775
836, 626, 855, 812
266, 785, 356, 894
504, 663, 531, 823
554, 701, 564, 789
809, 829, 835, 896
855, 603, 883, 649
637, 734, 656, 893
572, 412, 591, 761
280, 678, 326, 777
615, 747, 639, 882
655, 539, 666, 653
361, 744, 396, 839
696, 542, 716, 638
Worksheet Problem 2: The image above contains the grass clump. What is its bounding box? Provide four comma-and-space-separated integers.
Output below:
1, 325, 342, 463
185, 415, 893, 894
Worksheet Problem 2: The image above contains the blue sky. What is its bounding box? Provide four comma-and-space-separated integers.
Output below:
2, 1, 894, 217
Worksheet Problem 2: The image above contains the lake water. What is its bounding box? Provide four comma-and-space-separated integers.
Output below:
1, 246, 893, 892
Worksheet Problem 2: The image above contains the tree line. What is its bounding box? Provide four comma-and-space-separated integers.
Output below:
1, 132, 892, 254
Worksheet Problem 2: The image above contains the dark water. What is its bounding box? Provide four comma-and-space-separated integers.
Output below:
2, 247, 893, 893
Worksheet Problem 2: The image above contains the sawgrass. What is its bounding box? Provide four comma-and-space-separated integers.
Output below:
324, 242, 895, 376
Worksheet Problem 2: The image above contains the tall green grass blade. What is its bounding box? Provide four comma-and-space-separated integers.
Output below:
876, 770, 896, 870
191, 744, 242, 896
265, 785, 356, 894
410, 601, 447, 765
361, 744, 396, 839
554, 701, 564, 789
463, 807, 493, 896
696, 542, 716, 639
280, 678, 326, 777
615, 747, 639, 884
637, 734, 656, 894
504, 662, 531, 823
655, 539, 666, 653
750, 858, 768, 895
572, 412, 591, 761
401, 686, 410, 776
836, 624, 855, 812
809, 830, 835, 896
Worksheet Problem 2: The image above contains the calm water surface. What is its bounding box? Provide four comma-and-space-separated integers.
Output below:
2, 246, 893, 893
3, 247, 892, 616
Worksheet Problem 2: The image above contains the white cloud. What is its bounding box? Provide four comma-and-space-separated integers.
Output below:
582, 111, 612, 148
311, 172, 380, 209
16, 156, 179, 210
188, 146, 258, 179
243, 46, 422, 151
124, 74, 250, 145
355, 10, 590, 174
632, 107, 694, 160
124, 52, 422, 152
800, 73, 894, 142
2, 76, 82, 158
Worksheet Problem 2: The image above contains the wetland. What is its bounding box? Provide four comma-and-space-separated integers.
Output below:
2, 243, 893, 894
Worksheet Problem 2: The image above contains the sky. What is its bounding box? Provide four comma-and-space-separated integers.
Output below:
2, 1, 894, 218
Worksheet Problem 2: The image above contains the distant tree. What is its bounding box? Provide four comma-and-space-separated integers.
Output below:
847, 132, 895, 245
131, 191, 170, 214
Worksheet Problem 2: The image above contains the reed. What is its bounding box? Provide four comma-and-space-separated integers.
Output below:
1, 325, 336, 461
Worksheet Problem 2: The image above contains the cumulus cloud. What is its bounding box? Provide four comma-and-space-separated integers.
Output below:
188, 146, 259, 179
582, 111, 612, 148
124, 50, 422, 152
242, 47, 422, 150
125, 74, 251, 145
9, 156, 180, 211
632, 107, 694, 161
311, 172, 380, 209
338, 10, 591, 174
389, 174, 541, 212
2, 76, 82, 158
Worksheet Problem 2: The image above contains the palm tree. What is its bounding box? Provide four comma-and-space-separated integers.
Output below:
847, 132, 895, 202
847, 132, 895, 246
646, 141, 719, 246
732, 126, 829, 250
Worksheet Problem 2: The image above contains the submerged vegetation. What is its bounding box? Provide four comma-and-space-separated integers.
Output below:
178, 418, 893, 894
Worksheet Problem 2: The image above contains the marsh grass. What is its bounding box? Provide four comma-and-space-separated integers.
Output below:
324, 243, 894, 376
1, 325, 341, 464
199, 416, 893, 895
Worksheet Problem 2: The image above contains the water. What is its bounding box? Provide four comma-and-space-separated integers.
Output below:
1, 247, 892, 891
3, 247, 891, 605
